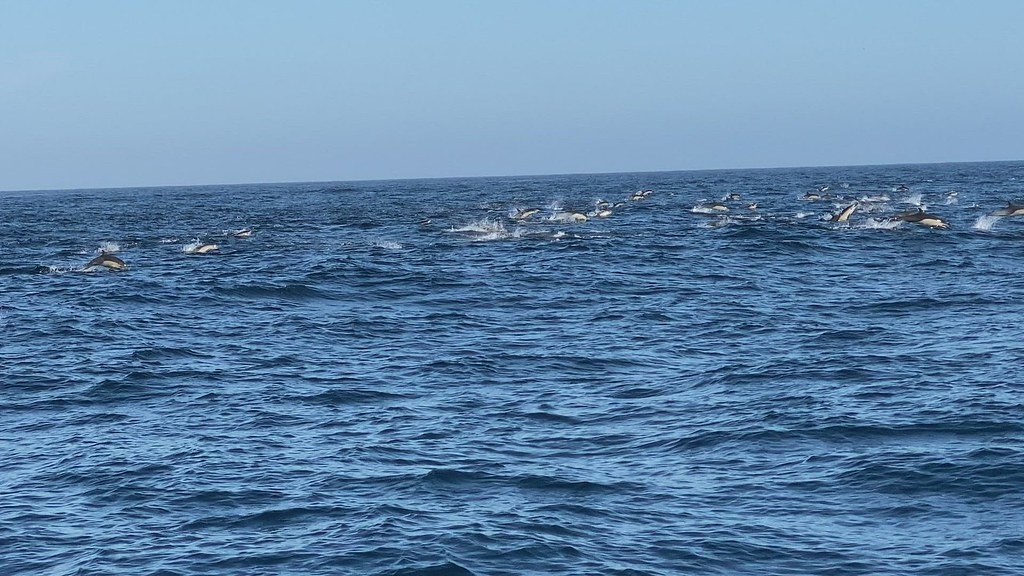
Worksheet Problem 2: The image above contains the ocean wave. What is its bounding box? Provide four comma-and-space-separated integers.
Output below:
213, 282, 336, 301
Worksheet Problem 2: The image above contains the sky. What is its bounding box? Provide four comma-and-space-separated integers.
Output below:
1, 0, 1022, 191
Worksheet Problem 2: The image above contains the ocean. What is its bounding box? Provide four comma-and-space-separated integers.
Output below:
2, 161, 1023, 575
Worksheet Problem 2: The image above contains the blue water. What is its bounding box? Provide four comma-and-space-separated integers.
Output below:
2, 162, 1023, 575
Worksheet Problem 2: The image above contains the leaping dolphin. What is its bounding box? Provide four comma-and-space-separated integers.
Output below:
830, 202, 858, 223
696, 201, 729, 213
84, 253, 128, 271
194, 243, 219, 254
513, 208, 541, 221
895, 208, 949, 229
989, 201, 1024, 217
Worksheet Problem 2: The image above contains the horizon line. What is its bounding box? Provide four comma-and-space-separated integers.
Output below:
3, 157, 1021, 195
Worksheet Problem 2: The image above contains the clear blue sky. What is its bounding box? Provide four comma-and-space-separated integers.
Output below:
2, 0, 1022, 191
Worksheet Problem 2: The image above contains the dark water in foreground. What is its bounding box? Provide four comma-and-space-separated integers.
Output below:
2, 162, 1024, 575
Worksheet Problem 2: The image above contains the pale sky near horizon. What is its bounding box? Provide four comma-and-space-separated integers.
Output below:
1, 0, 1022, 191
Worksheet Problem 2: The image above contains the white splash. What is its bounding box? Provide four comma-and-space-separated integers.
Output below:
794, 212, 814, 219
701, 216, 735, 228
856, 201, 893, 214
973, 215, 1000, 231
856, 218, 904, 230
450, 219, 506, 234
450, 219, 521, 241
859, 194, 890, 203
182, 239, 204, 253
903, 192, 923, 206
372, 240, 403, 250
97, 241, 120, 254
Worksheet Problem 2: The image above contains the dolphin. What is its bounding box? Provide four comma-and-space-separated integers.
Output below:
830, 202, 858, 222
85, 253, 128, 271
552, 211, 588, 222
232, 228, 253, 238
195, 243, 219, 253
513, 208, 541, 221
697, 201, 729, 212
895, 208, 949, 229
989, 201, 1024, 217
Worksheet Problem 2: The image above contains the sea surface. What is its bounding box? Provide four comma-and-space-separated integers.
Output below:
2, 161, 1023, 575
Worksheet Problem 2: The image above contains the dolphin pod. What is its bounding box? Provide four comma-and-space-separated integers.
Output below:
62, 184, 1024, 275
72, 227, 253, 271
